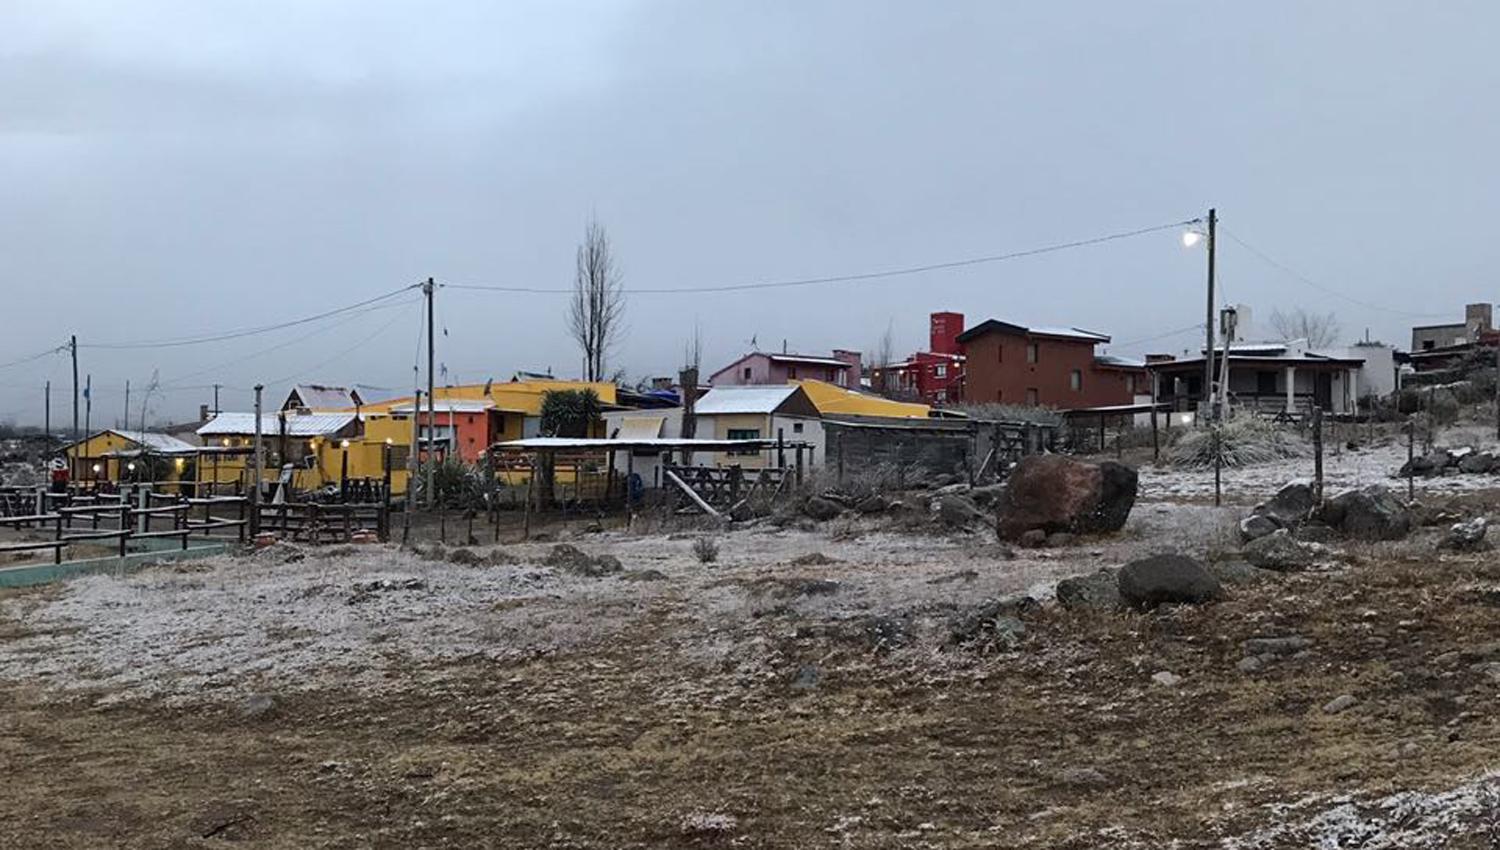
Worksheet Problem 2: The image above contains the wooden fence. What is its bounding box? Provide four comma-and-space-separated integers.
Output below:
0, 489, 250, 565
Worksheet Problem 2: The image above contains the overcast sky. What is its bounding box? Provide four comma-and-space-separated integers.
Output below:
3, 1, 1496, 426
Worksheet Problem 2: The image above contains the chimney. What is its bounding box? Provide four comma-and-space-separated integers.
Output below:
929, 312, 964, 355
1466, 303, 1493, 338
199, 404, 209, 422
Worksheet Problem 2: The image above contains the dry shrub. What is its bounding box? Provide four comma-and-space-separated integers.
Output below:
692, 536, 719, 564
1167, 417, 1308, 469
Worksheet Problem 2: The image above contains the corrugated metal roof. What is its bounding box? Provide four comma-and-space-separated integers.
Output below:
110, 430, 198, 453
197, 412, 357, 437
793, 379, 933, 419
694, 385, 799, 415
766, 353, 852, 367
288, 384, 360, 410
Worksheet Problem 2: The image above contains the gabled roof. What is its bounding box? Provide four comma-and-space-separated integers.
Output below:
284, 384, 362, 411
792, 379, 935, 420
198, 412, 358, 437
693, 385, 819, 417
956, 319, 1110, 344
63, 429, 198, 455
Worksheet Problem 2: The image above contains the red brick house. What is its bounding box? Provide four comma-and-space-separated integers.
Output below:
956, 319, 1145, 409
870, 311, 968, 405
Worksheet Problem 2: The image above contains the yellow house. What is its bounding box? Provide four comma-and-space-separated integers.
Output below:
193, 411, 391, 495
60, 429, 198, 491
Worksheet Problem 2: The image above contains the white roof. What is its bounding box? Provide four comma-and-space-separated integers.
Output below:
766, 353, 851, 367
615, 415, 665, 439
287, 384, 359, 410
694, 385, 799, 415
197, 412, 357, 437
390, 399, 494, 414
106, 430, 198, 454
1029, 326, 1110, 342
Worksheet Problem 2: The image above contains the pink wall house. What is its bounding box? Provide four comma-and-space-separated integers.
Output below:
710, 350, 862, 387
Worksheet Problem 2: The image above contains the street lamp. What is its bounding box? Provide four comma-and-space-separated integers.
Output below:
1183, 209, 1217, 420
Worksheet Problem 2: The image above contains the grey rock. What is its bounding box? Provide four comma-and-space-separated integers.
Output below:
1242, 529, 1317, 571
1440, 516, 1489, 551
543, 544, 623, 577
1319, 485, 1412, 540
936, 494, 987, 529
1239, 514, 1281, 542
1151, 671, 1182, 687
1253, 481, 1316, 527
1242, 635, 1313, 656
1292, 521, 1338, 544
1459, 452, 1495, 474
1237, 656, 1264, 673
1044, 532, 1077, 548
1018, 529, 1047, 548
791, 664, 820, 691
446, 547, 483, 566
1207, 559, 1278, 586
1323, 694, 1358, 714
967, 484, 1005, 507
854, 494, 889, 514
1118, 554, 1223, 609
803, 496, 844, 522
995, 455, 1138, 540
238, 693, 276, 719
620, 569, 668, 582
948, 597, 1036, 646
1055, 569, 1122, 611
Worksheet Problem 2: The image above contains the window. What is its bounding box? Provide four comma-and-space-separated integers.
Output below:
1126, 374, 1137, 394
997, 345, 1003, 363
1069, 370, 1083, 391
787, 366, 798, 379
792, 422, 804, 434
1422, 340, 1435, 351
742, 366, 752, 380
935, 363, 947, 378
1026, 388, 1039, 405
727, 427, 760, 455
935, 389, 947, 402
1257, 370, 1278, 394
1026, 343, 1039, 364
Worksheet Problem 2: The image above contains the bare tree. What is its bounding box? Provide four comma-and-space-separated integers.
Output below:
568, 217, 626, 382
684, 321, 702, 372
868, 320, 896, 392
1269, 308, 1341, 348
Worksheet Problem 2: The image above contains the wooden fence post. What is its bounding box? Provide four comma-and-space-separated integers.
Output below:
1312, 406, 1325, 501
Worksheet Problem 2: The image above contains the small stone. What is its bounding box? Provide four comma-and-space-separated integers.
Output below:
1151, 671, 1182, 687
1237, 656, 1264, 673
1323, 694, 1358, 714
1241, 636, 1312, 656
238, 693, 276, 719
791, 664, 820, 691
1056, 767, 1108, 788
1018, 529, 1047, 548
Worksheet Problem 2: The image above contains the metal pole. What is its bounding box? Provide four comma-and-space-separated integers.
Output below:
1203, 208, 1217, 419
1407, 421, 1415, 503
84, 374, 91, 437
1212, 425, 1222, 508
123, 380, 130, 431
70, 335, 79, 441
1494, 343, 1499, 441
43, 381, 50, 443
250, 384, 263, 538
213, 384, 221, 417
425, 277, 437, 511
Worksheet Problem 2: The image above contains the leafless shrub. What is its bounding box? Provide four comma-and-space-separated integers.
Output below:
1167, 417, 1309, 469
692, 536, 719, 564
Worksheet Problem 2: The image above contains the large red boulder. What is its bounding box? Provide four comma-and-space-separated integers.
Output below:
995, 455, 1138, 540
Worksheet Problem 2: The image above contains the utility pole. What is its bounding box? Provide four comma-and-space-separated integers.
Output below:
84, 375, 92, 436
213, 383, 221, 417
123, 380, 130, 430
70, 335, 79, 441
43, 381, 51, 442
424, 277, 436, 511
250, 384, 264, 537
1202, 207, 1217, 421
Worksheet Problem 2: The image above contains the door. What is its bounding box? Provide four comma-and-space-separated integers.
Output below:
1314, 372, 1334, 410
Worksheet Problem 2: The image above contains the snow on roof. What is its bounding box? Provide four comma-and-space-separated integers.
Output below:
108, 430, 198, 454
197, 412, 357, 437
1028, 326, 1111, 342
389, 399, 495, 413
694, 385, 799, 415
1094, 354, 1147, 368
287, 384, 360, 410
766, 353, 852, 368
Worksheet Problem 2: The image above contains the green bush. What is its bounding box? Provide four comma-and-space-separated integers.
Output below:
540, 389, 602, 437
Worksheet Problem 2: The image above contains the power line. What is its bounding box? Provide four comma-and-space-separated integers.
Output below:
156, 297, 419, 389
0, 344, 68, 371
1219, 226, 1448, 319
1112, 323, 1204, 350
80, 284, 421, 350
443, 218, 1198, 295
262, 311, 411, 387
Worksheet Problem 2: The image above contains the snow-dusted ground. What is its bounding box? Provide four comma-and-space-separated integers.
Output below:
0, 506, 1236, 704
1223, 772, 1500, 849
1141, 429, 1500, 504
